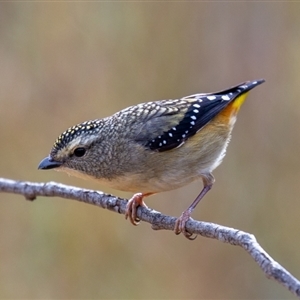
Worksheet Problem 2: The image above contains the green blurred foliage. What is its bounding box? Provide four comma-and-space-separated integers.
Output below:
0, 2, 299, 299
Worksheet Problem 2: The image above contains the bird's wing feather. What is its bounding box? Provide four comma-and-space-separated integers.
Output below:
134, 96, 231, 152
124, 79, 264, 152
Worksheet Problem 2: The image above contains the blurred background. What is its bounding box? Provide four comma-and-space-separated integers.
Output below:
0, 2, 299, 299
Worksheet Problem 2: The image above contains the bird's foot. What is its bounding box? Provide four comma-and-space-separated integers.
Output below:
174, 210, 197, 240
125, 193, 148, 226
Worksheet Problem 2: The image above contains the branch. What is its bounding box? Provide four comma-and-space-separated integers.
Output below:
0, 177, 299, 298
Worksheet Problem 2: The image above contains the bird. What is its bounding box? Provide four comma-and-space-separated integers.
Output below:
38, 79, 265, 239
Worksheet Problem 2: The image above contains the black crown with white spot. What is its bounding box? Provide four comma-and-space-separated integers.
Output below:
52, 120, 104, 153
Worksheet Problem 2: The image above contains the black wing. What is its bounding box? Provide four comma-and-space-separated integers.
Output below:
136, 79, 264, 152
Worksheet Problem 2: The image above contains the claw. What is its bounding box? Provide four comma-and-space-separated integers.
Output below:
125, 193, 148, 226
174, 210, 197, 240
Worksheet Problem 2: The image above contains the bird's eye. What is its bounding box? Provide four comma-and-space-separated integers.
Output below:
73, 147, 86, 157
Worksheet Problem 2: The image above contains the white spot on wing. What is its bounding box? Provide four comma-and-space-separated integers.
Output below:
222, 95, 230, 100
207, 96, 216, 100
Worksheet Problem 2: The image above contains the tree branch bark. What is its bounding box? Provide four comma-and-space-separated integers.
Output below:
0, 177, 299, 298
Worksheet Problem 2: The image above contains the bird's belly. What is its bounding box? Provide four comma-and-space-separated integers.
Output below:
106, 137, 230, 194
100, 170, 199, 194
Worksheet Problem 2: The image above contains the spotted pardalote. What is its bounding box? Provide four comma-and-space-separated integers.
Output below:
38, 79, 265, 239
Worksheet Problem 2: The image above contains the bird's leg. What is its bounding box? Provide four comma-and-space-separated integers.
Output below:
174, 173, 215, 240
125, 193, 152, 225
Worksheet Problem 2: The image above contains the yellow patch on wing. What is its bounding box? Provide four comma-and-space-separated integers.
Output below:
231, 91, 249, 112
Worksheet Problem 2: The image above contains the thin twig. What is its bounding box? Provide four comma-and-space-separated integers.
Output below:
0, 177, 299, 298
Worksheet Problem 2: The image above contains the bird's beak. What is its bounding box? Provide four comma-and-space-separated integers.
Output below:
38, 156, 62, 170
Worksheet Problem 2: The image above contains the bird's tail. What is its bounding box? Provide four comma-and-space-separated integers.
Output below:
229, 79, 265, 112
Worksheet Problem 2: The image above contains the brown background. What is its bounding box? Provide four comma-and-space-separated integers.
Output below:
0, 2, 299, 299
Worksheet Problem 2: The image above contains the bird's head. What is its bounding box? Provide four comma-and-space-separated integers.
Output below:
38, 120, 108, 179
